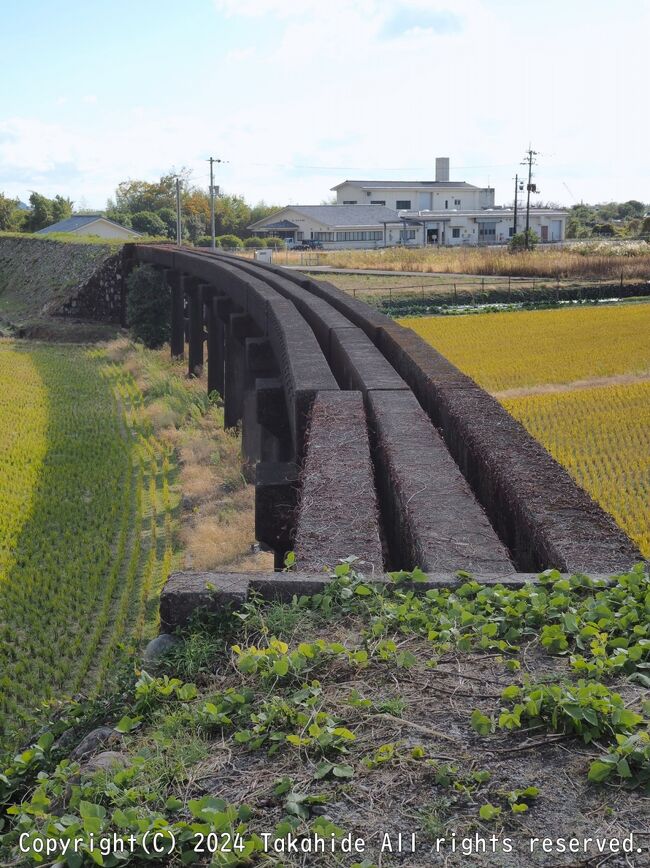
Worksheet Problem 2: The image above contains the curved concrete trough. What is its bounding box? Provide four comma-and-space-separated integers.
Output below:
238, 256, 640, 574
209, 251, 512, 573
129, 246, 641, 600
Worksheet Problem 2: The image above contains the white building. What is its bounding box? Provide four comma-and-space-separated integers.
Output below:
249, 204, 401, 249
249, 157, 568, 248
398, 207, 567, 245
332, 157, 495, 212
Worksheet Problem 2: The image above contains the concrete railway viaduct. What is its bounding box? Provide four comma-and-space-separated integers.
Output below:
126, 245, 641, 631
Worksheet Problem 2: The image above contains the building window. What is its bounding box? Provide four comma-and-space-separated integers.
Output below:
399, 229, 416, 241
444, 200, 448, 209
370, 200, 386, 205
454, 199, 461, 206
478, 224, 496, 239
452, 227, 461, 238
396, 200, 411, 210
335, 231, 383, 241
509, 227, 515, 237
314, 232, 334, 241
342, 200, 357, 204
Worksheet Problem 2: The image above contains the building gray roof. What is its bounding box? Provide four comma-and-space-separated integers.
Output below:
36, 214, 138, 235
264, 219, 299, 229
252, 204, 403, 230
332, 180, 482, 190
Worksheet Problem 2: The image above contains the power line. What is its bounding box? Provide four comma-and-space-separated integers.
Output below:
225, 160, 517, 172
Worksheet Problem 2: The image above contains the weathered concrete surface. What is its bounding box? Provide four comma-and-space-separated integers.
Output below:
294, 391, 384, 574
160, 571, 252, 632
329, 325, 409, 394
255, 461, 299, 564
158, 568, 620, 633
367, 389, 514, 573
265, 296, 339, 455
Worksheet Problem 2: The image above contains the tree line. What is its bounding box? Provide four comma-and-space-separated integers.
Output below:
565, 200, 650, 239
0, 168, 282, 244
2, 174, 649, 243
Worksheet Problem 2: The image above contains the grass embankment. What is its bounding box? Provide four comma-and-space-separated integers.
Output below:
0, 236, 121, 335
401, 304, 650, 557
287, 241, 650, 280
0, 339, 262, 746
1, 563, 648, 866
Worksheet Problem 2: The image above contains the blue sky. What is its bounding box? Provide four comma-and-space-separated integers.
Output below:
1, 0, 648, 209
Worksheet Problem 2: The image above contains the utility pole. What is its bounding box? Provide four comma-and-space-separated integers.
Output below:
208, 157, 224, 250
513, 174, 519, 236
175, 177, 182, 247
522, 147, 538, 250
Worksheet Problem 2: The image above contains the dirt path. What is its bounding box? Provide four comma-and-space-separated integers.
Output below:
492, 371, 650, 399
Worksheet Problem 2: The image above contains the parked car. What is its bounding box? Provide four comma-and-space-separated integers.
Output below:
294, 239, 324, 250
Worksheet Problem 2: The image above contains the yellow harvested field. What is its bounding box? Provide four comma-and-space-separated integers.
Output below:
504, 383, 650, 557
400, 304, 650, 557
399, 303, 650, 392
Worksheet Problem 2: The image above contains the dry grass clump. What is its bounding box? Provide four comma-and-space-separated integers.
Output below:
281, 244, 650, 279
103, 338, 263, 572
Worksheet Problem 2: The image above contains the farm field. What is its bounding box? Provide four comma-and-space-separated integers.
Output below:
0, 340, 261, 746
280, 239, 650, 280
0, 341, 176, 741
400, 303, 650, 557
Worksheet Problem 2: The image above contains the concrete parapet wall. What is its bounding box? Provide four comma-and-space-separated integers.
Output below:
294, 391, 384, 574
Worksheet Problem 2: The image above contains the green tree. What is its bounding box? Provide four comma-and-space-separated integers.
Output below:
131, 211, 167, 236
105, 207, 133, 229
126, 265, 171, 348
0, 194, 22, 231
184, 212, 206, 243
592, 222, 617, 237
51, 195, 73, 223
617, 200, 645, 220
638, 216, 650, 238
27, 193, 53, 231
509, 229, 538, 251
157, 207, 177, 239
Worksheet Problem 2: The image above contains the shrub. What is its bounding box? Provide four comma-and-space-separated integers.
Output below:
126, 265, 171, 348
592, 222, 617, 237
244, 236, 264, 248
264, 236, 286, 249
131, 211, 167, 237
157, 207, 177, 238
508, 229, 538, 251
194, 236, 214, 248
216, 234, 243, 249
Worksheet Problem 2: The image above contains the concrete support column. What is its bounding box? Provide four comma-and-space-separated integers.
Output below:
211, 296, 230, 397
206, 294, 223, 397
256, 377, 294, 463
241, 338, 279, 480
255, 462, 299, 570
188, 281, 204, 378
168, 270, 185, 359
224, 312, 252, 429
